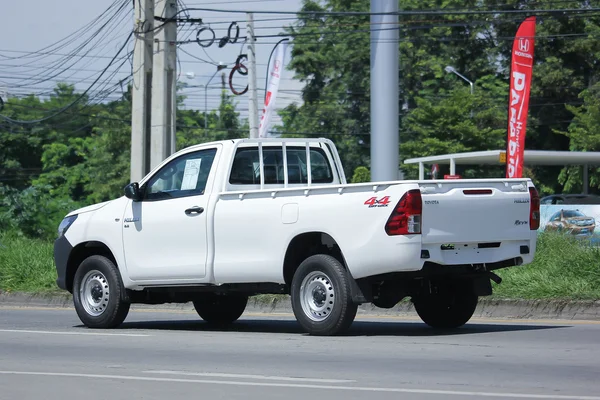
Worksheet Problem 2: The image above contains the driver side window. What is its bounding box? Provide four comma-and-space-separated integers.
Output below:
144, 148, 217, 201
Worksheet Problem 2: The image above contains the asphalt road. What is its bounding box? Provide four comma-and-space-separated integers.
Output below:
0, 305, 599, 400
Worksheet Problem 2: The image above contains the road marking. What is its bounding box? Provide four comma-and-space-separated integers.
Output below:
143, 370, 355, 383
0, 371, 598, 399
0, 305, 197, 315
0, 329, 150, 337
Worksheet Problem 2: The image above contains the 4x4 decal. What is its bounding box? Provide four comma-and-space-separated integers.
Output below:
364, 196, 391, 208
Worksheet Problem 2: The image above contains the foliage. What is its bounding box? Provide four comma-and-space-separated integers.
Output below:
351, 166, 370, 183
279, 0, 600, 196
0, 84, 243, 239
2, 0, 600, 239
177, 90, 244, 148
0, 184, 80, 240
401, 77, 509, 179
557, 82, 600, 192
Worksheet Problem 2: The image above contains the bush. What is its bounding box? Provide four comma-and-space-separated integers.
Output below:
351, 166, 371, 183
0, 184, 80, 240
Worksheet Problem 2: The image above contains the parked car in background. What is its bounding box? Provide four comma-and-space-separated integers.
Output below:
545, 209, 596, 236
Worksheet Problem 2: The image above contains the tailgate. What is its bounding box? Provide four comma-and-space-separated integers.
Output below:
419, 179, 533, 244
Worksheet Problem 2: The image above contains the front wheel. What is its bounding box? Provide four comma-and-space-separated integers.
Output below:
72, 255, 130, 328
413, 284, 478, 329
290, 254, 358, 336
192, 293, 248, 324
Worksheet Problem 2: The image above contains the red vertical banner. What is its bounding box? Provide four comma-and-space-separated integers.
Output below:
506, 16, 536, 178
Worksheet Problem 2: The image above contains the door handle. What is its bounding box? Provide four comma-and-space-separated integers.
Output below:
185, 206, 204, 215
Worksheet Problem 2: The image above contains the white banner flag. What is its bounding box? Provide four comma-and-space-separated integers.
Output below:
258, 41, 287, 138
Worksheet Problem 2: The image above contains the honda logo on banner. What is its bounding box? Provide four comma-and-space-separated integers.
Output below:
258, 40, 288, 138
506, 16, 536, 178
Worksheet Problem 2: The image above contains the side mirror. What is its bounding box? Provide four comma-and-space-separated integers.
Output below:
124, 182, 142, 201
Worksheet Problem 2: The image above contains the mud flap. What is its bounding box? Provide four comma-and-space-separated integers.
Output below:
472, 275, 493, 296
346, 270, 371, 304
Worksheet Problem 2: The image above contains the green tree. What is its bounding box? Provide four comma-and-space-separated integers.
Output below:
280, 0, 373, 177
0, 81, 246, 239
83, 91, 132, 203
32, 138, 92, 201
490, 0, 600, 192
557, 82, 600, 193
177, 90, 244, 148
401, 77, 509, 179
280, 0, 511, 179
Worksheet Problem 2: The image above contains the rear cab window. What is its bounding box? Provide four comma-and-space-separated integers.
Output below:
228, 145, 336, 188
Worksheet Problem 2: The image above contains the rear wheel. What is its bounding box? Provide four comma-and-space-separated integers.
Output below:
72, 255, 130, 328
192, 293, 248, 324
290, 254, 357, 336
413, 282, 478, 329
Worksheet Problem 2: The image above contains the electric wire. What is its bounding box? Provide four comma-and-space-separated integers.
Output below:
0, 31, 134, 125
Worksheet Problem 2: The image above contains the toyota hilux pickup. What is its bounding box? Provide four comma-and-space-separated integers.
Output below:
54, 138, 539, 335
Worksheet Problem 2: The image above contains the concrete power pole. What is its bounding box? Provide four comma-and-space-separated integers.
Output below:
247, 13, 259, 139
130, 0, 154, 183
150, 0, 178, 170
370, 0, 399, 181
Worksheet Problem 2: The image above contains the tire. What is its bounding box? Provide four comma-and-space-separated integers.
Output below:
192, 293, 248, 324
290, 254, 358, 336
72, 255, 130, 329
413, 284, 478, 329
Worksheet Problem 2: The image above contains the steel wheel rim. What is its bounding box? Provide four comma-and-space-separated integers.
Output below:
299, 271, 335, 322
79, 270, 110, 317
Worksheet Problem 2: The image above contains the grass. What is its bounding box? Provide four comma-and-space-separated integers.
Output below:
493, 232, 600, 300
0, 232, 57, 293
1, 231, 599, 300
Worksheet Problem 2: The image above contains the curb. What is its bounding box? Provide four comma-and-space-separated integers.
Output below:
1, 292, 599, 321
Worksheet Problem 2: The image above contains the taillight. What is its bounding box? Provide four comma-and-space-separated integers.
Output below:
385, 189, 422, 235
529, 187, 540, 230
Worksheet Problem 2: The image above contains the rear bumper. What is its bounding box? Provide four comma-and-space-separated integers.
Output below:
54, 235, 73, 291
421, 238, 535, 267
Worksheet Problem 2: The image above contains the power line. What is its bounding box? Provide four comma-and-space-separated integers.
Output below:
0, 31, 134, 125
177, 6, 600, 16
4, 0, 131, 89
0, 0, 129, 62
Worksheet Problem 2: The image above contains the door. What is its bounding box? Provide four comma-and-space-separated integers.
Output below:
123, 147, 218, 281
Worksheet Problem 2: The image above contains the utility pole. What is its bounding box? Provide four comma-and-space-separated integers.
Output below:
150, 0, 177, 170
370, 0, 399, 182
247, 12, 259, 139
130, 0, 154, 183
0, 81, 7, 104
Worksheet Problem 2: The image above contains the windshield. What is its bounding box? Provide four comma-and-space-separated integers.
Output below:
562, 210, 585, 218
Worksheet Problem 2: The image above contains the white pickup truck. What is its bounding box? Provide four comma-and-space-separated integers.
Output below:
54, 138, 539, 335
